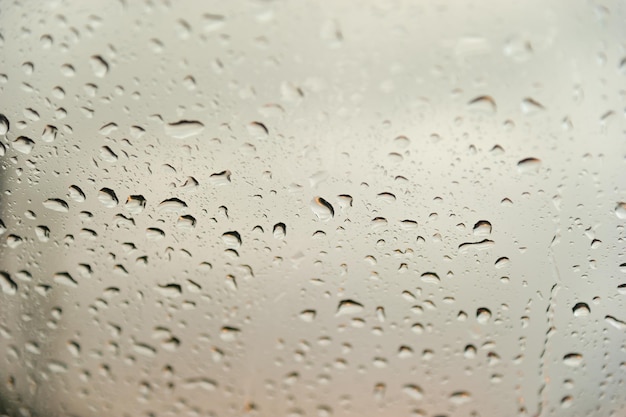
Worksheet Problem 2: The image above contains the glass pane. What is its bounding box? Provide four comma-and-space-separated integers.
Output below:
1, 1, 624, 416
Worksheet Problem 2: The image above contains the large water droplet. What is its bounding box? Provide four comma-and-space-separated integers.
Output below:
43, 198, 69, 213
402, 384, 423, 400
336, 299, 364, 316
165, 120, 205, 139
90, 55, 109, 77
158, 198, 187, 213
476, 307, 492, 324
562, 353, 583, 367
311, 197, 334, 221
572, 302, 590, 317
0, 114, 9, 135
605, 315, 626, 330
517, 157, 541, 173
98, 188, 118, 208
467, 95, 496, 113
449, 391, 472, 405
615, 202, 626, 220
13, 136, 35, 154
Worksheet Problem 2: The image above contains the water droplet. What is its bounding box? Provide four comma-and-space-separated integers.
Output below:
90, 55, 109, 77
0, 114, 9, 134
125, 195, 146, 214
473, 220, 492, 236
273, 222, 286, 239
177, 215, 196, 229
336, 299, 363, 316
99, 146, 118, 162
98, 188, 118, 208
420, 272, 440, 284
158, 198, 187, 213
35, 226, 50, 242
615, 202, 626, 219
605, 315, 626, 330
146, 227, 165, 240
220, 326, 241, 342
299, 310, 316, 322
182, 377, 217, 391
517, 157, 541, 173
398, 345, 413, 358
209, 170, 231, 185
156, 283, 182, 298
43, 198, 69, 213
311, 197, 334, 220
164, 120, 204, 139
99, 122, 118, 135
402, 384, 423, 400
572, 302, 590, 317
561, 395, 573, 408
467, 95, 496, 113
521, 97, 545, 114
13, 136, 34, 154
222, 231, 242, 248
68, 185, 86, 202
133, 343, 157, 357
562, 353, 583, 367
464, 344, 477, 359
476, 307, 492, 324
53, 272, 77, 288
47, 361, 68, 373
449, 391, 472, 405
0, 272, 17, 295
247, 121, 269, 139
494, 257, 510, 269
41, 125, 58, 142
458, 239, 494, 253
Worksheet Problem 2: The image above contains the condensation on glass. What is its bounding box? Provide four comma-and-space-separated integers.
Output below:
0, 1, 625, 416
